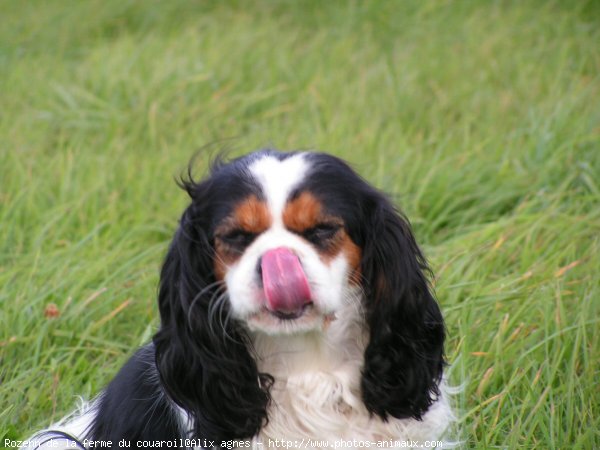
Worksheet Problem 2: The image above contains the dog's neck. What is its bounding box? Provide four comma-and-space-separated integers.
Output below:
248, 305, 452, 450
249, 310, 369, 449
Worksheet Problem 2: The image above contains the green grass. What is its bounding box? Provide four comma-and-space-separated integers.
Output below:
1, 1, 599, 448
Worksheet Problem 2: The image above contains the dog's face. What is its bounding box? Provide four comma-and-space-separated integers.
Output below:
154, 150, 445, 442
213, 153, 361, 334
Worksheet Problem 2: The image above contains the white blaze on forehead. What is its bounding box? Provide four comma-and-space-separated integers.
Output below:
249, 153, 309, 224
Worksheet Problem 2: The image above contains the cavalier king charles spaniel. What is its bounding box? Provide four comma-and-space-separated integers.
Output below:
32, 150, 453, 449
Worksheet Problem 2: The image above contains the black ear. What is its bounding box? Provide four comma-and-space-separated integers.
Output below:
360, 195, 445, 420
152, 188, 272, 443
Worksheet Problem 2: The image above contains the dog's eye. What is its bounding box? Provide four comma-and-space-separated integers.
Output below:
302, 223, 342, 245
218, 230, 258, 250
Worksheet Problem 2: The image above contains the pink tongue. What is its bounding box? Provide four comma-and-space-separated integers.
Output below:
261, 247, 312, 313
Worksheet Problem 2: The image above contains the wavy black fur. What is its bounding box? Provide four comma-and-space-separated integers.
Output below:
153, 157, 274, 444
359, 202, 445, 420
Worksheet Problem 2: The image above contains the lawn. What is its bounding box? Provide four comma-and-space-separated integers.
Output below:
1, 1, 598, 448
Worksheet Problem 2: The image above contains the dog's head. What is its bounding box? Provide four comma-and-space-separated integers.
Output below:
153, 150, 445, 442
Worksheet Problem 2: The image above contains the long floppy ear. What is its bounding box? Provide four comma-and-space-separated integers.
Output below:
360, 195, 445, 420
152, 185, 272, 443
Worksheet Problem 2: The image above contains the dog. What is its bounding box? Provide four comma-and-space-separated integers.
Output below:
30, 150, 453, 449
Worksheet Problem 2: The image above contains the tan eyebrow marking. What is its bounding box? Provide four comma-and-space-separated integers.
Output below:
282, 191, 323, 232
282, 191, 361, 282
231, 195, 272, 234
213, 195, 272, 280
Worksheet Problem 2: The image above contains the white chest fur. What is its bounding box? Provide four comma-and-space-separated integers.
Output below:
250, 365, 452, 450
249, 307, 452, 450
